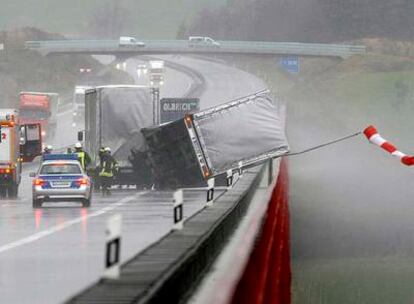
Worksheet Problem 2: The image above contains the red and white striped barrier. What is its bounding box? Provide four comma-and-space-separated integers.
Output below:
363, 125, 414, 166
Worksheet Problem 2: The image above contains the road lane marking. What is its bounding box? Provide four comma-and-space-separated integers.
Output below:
0, 193, 145, 254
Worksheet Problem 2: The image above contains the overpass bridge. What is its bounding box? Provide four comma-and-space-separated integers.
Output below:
25, 39, 366, 59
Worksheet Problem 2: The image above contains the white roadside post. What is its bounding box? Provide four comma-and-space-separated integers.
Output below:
206, 178, 215, 207
103, 213, 122, 279
268, 158, 274, 186
226, 169, 233, 189
173, 189, 184, 230
238, 161, 243, 178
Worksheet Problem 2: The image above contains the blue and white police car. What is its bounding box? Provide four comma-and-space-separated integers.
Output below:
31, 154, 92, 208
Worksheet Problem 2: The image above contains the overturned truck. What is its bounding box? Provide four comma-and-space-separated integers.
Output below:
141, 90, 289, 188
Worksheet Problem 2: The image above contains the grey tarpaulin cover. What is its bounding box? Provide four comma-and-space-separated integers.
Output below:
98, 86, 152, 165
193, 92, 289, 175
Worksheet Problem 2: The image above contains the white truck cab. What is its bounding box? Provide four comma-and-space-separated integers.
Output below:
0, 109, 21, 198
188, 36, 220, 48
72, 86, 92, 127
119, 36, 145, 47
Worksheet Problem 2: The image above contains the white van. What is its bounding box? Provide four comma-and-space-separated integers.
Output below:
188, 36, 220, 48
119, 36, 145, 47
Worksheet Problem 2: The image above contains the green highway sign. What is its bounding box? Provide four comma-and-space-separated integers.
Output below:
160, 98, 200, 123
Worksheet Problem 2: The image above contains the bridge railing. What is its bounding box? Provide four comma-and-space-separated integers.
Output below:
25, 40, 117, 48
218, 40, 366, 57
25, 39, 366, 58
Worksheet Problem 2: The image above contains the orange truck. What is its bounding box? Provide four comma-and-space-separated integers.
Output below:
19, 92, 59, 141
0, 109, 42, 198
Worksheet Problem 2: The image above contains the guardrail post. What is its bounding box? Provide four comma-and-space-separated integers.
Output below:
206, 178, 215, 207
103, 213, 122, 279
226, 169, 233, 189
268, 159, 274, 186
173, 189, 184, 230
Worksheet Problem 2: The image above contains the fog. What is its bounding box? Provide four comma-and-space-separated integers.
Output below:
289, 109, 414, 258
285, 61, 414, 301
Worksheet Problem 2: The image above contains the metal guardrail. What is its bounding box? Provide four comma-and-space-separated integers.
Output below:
25, 39, 366, 58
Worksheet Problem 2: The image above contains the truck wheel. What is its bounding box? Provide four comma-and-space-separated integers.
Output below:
82, 198, 91, 208
32, 198, 42, 208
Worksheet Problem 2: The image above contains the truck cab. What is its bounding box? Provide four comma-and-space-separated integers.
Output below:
19, 92, 59, 140
149, 60, 165, 87
0, 110, 20, 197
19, 123, 42, 162
72, 86, 92, 127
0, 109, 43, 198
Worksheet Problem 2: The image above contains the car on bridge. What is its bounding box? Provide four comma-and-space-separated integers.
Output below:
188, 36, 220, 48
31, 154, 92, 208
119, 36, 145, 47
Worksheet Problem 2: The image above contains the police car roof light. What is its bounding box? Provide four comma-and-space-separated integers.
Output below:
43, 154, 79, 161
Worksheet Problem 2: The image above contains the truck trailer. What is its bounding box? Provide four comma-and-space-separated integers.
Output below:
141, 90, 289, 188
81, 85, 154, 188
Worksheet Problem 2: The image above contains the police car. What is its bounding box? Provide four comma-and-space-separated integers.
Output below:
31, 154, 92, 208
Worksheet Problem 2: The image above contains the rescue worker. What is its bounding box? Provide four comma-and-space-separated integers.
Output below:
74, 142, 91, 171
98, 147, 106, 168
43, 145, 53, 155
95, 147, 106, 190
99, 147, 117, 196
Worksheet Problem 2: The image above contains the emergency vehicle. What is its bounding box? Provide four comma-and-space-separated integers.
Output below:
0, 109, 43, 198
31, 154, 92, 208
0, 110, 20, 197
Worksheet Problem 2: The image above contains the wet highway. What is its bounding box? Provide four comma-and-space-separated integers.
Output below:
0, 55, 266, 303
0, 187, 212, 303
157, 55, 267, 108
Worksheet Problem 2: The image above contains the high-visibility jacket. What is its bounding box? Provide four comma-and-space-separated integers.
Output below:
76, 150, 91, 170
99, 156, 116, 178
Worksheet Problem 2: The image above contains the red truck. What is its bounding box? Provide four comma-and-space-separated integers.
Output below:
19, 92, 59, 141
